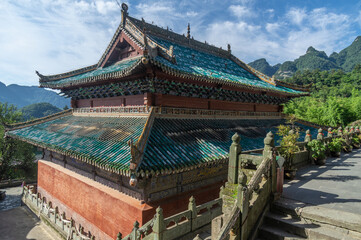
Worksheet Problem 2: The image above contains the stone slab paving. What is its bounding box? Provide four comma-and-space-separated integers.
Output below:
0, 206, 61, 240
0, 186, 23, 211
283, 149, 361, 215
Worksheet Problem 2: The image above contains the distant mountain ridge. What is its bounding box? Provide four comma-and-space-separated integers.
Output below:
248, 36, 361, 79
0, 81, 70, 109
21, 102, 62, 120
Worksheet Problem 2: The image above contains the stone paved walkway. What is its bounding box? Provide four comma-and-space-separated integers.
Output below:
283, 149, 361, 215
0, 206, 61, 240
0, 186, 23, 211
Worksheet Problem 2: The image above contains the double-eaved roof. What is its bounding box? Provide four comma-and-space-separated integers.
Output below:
37, 5, 308, 96
6, 106, 322, 177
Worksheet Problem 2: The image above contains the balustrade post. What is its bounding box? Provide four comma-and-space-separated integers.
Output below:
317, 128, 324, 141
61, 212, 66, 230
228, 133, 241, 184
153, 207, 165, 240
131, 221, 140, 240
304, 129, 312, 143
337, 127, 343, 137
54, 206, 58, 224
219, 186, 224, 198
235, 171, 248, 240
327, 128, 333, 138
236, 171, 248, 213
188, 196, 197, 231
263, 132, 276, 194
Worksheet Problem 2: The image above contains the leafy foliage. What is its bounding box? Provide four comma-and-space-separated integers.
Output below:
352, 136, 360, 144
283, 65, 361, 126
327, 138, 343, 153
0, 103, 36, 180
307, 140, 326, 160
276, 125, 300, 168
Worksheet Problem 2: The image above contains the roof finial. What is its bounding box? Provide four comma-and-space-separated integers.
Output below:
121, 3, 128, 27
227, 44, 231, 54
187, 23, 190, 39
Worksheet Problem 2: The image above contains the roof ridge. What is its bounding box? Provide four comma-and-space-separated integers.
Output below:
97, 23, 125, 68
150, 57, 307, 95
128, 107, 156, 175
229, 55, 276, 86
5, 109, 73, 131
126, 16, 231, 59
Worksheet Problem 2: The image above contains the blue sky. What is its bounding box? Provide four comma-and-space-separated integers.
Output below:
0, 0, 360, 86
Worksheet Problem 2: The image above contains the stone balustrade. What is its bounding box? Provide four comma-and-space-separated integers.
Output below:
213, 131, 277, 240
22, 185, 94, 240
120, 197, 222, 240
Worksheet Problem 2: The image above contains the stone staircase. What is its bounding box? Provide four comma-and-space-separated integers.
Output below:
256, 198, 361, 240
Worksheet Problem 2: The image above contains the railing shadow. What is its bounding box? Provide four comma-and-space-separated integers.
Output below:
283, 149, 361, 210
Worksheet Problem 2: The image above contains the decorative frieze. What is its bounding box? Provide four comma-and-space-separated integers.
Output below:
62, 78, 289, 105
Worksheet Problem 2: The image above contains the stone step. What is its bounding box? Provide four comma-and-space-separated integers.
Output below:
264, 212, 361, 240
272, 198, 361, 234
306, 225, 361, 240
264, 213, 311, 238
258, 225, 306, 240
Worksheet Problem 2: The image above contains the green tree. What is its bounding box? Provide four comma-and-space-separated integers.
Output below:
0, 103, 36, 180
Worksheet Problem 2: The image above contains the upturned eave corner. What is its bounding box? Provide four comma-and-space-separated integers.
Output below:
274, 79, 312, 93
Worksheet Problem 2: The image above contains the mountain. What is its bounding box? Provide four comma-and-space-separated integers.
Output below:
330, 36, 361, 72
0, 81, 70, 109
21, 102, 62, 120
248, 58, 280, 77
249, 36, 361, 79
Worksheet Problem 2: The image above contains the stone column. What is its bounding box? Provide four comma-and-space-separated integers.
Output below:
304, 129, 312, 143
317, 128, 324, 141
228, 133, 242, 184
327, 128, 333, 138
263, 132, 276, 194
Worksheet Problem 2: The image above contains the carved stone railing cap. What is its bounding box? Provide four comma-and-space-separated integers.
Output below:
232, 133, 241, 144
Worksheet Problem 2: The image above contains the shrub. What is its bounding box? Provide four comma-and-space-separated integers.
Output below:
308, 139, 326, 160
327, 138, 343, 153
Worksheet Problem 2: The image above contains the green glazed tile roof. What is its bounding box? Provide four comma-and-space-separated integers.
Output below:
41, 57, 142, 87
139, 119, 322, 172
7, 115, 148, 173
7, 110, 323, 175
149, 35, 303, 94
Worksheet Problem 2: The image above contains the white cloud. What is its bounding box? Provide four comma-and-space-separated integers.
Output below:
0, 0, 119, 85
229, 5, 253, 19
0, 0, 358, 86
205, 7, 354, 65
186, 11, 198, 17
265, 23, 280, 34
287, 8, 306, 25
95, 1, 117, 15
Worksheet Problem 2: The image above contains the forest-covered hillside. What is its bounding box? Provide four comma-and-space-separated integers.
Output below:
283, 65, 361, 127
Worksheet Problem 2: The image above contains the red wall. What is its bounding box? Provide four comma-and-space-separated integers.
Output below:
37, 161, 224, 239
37, 160, 153, 239
74, 93, 281, 112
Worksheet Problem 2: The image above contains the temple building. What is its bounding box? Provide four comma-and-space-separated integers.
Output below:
6, 3, 309, 240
